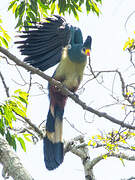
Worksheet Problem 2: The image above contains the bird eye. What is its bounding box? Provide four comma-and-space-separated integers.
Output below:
68, 44, 71, 49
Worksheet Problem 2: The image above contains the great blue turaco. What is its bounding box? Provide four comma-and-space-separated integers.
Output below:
16, 15, 92, 170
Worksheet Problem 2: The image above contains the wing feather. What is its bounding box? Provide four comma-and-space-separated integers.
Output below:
15, 15, 71, 71
26, 48, 62, 71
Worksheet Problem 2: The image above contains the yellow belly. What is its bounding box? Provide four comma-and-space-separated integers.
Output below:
55, 48, 86, 90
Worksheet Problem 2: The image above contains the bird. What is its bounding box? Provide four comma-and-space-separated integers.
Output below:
16, 15, 92, 170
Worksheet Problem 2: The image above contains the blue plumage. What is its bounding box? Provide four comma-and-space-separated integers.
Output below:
16, 15, 92, 170
43, 138, 63, 170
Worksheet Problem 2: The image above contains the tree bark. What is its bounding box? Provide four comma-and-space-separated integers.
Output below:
0, 134, 34, 180
64, 136, 96, 180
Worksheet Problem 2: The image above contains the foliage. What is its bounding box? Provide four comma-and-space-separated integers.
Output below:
88, 130, 126, 152
0, 89, 31, 152
0, 16, 11, 48
88, 130, 135, 164
123, 90, 135, 108
123, 32, 135, 51
8, 0, 102, 30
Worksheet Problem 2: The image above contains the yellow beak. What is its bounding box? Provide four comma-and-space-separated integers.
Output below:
85, 49, 90, 56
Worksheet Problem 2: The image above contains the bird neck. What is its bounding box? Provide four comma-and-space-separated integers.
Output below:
60, 48, 86, 69
67, 45, 87, 63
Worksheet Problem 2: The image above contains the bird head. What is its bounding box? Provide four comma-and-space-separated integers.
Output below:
67, 35, 92, 63
82, 36, 92, 57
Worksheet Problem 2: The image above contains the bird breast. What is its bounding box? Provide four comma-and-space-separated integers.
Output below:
54, 48, 86, 92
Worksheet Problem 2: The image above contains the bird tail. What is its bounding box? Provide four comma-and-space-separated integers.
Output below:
43, 92, 67, 170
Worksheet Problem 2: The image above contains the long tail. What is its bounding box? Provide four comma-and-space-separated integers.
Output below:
43, 87, 67, 170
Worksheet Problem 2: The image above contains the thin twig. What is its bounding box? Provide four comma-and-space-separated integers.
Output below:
0, 71, 10, 97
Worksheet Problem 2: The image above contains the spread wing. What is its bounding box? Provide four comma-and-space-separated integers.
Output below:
15, 15, 71, 71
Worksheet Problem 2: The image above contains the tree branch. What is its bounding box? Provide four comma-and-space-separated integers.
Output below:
65, 135, 135, 180
126, 177, 135, 180
90, 152, 135, 169
24, 116, 44, 138
0, 134, 34, 180
0, 71, 10, 97
64, 135, 96, 180
1, 46, 135, 130
65, 136, 135, 180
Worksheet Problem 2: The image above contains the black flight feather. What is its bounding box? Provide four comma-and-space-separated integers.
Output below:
15, 15, 71, 71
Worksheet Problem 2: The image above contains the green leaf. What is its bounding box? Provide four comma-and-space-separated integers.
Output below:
37, 0, 49, 12
12, 105, 26, 118
14, 89, 28, 104
14, 89, 22, 94
131, 146, 135, 150
5, 131, 17, 150
15, 4, 20, 18
12, 96, 27, 109
3, 105, 13, 128
86, 0, 91, 14
103, 154, 108, 159
15, 17, 23, 28
88, 140, 92, 146
85, 0, 101, 16
120, 157, 125, 167
17, 137, 26, 152
95, 0, 102, 4
0, 26, 11, 41
58, 0, 66, 14
0, 118, 5, 136
23, 133, 32, 142
0, 126, 5, 136
11, 135, 17, 151
10, 98, 27, 118
51, 1, 55, 14
19, 1, 25, 16
6, 130, 11, 143
3, 32, 11, 42
0, 23, 10, 47
27, 11, 36, 21
9, 135, 17, 151
4, 103, 16, 122
71, 0, 82, 12
24, 20, 29, 31
70, 4, 79, 20
30, 0, 38, 15
91, 1, 100, 16
8, 0, 18, 11
19, 96, 28, 105
79, 0, 84, 6
12, 3, 18, 14
0, 36, 8, 48
40, 0, 47, 3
